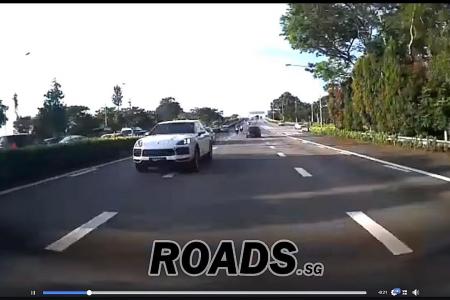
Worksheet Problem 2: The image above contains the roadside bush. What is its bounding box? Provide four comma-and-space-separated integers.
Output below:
0, 137, 138, 190
310, 125, 448, 152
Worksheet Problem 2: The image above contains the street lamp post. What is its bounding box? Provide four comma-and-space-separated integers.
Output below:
294, 99, 298, 123
286, 63, 323, 126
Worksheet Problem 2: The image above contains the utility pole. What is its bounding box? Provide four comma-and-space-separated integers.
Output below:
310, 102, 314, 123
104, 105, 108, 128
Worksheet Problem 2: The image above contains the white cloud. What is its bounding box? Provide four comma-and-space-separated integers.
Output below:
0, 4, 326, 135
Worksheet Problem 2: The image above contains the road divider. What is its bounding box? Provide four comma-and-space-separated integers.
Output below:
45, 211, 118, 252
294, 167, 312, 177
347, 211, 413, 256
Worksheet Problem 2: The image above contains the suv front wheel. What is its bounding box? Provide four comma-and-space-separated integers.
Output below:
187, 147, 200, 172
135, 162, 148, 172
205, 143, 213, 162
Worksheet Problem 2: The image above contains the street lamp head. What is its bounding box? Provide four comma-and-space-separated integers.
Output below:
285, 64, 292, 66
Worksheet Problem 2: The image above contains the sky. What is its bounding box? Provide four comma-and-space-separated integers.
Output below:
0, 4, 326, 135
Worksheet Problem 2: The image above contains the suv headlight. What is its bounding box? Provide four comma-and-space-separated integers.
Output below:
135, 139, 143, 147
176, 138, 191, 145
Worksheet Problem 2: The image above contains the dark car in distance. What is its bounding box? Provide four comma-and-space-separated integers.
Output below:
246, 126, 261, 138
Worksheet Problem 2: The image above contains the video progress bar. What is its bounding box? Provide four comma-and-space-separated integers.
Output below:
88, 291, 367, 296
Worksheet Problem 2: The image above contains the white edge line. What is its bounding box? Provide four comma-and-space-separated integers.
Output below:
45, 211, 118, 252
287, 136, 450, 183
383, 164, 411, 173
347, 211, 413, 256
0, 157, 132, 196
69, 167, 98, 177
91, 291, 367, 295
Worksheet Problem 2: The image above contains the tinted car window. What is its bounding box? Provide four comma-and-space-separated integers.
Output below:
150, 123, 195, 135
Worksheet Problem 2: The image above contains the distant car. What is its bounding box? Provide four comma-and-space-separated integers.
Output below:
43, 137, 63, 145
0, 134, 36, 150
58, 135, 87, 144
120, 128, 134, 136
133, 120, 213, 172
134, 130, 148, 136
100, 133, 117, 139
246, 126, 261, 138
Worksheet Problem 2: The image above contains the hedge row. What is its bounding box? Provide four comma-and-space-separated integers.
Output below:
0, 137, 138, 191
310, 125, 449, 152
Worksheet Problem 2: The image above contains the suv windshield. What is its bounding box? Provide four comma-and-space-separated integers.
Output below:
150, 123, 195, 135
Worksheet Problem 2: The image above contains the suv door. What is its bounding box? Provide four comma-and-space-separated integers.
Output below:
195, 122, 210, 156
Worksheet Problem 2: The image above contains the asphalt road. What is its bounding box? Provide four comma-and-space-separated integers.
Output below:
1, 119, 450, 297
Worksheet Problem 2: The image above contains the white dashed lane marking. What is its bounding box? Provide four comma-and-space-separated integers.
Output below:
347, 211, 413, 256
269, 146, 276, 149
162, 173, 176, 178
294, 167, 312, 177
45, 211, 118, 252
277, 152, 286, 157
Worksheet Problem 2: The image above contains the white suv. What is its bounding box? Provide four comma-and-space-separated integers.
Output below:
132, 120, 213, 172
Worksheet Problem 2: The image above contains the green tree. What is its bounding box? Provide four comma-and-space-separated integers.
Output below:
155, 97, 183, 121
281, 4, 398, 85
112, 85, 123, 124
112, 85, 123, 109
94, 106, 118, 130
13, 116, 32, 133
190, 107, 224, 125
117, 107, 156, 129
270, 92, 311, 122
0, 99, 8, 128
33, 79, 67, 138
65, 105, 100, 136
